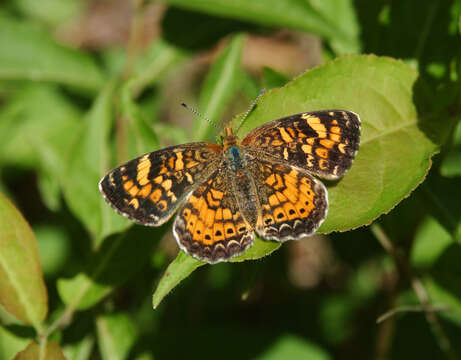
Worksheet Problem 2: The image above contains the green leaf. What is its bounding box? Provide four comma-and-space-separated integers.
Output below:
257, 334, 330, 360
440, 119, 461, 177
58, 225, 166, 311
153, 55, 451, 308
0, 193, 47, 330
231, 237, 280, 262
129, 39, 185, 98
152, 251, 205, 309
62, 81, 129, 245
239, 55, 449, 234
14, 0, 85, 26
0, 84, 81, 170
195, 33, 244, 141
62, 335, 94, 360
261, 67, 289, 90
161, 0, 360, 54
420, 173, 461, 241
355, 0, 460, 83
425, 276, 461, 328
119, 82, 159, 161
35, 225, 71, 278
427, 243, 461, 327
14, 341, 66, 360
411, 216, 453, 269
0, 16, 105, 92
96, 313, 137, 360
0, 326, 31, 360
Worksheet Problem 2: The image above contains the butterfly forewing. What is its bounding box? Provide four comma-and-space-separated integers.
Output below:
242, 110, 360, 180
99, 143, 221, 226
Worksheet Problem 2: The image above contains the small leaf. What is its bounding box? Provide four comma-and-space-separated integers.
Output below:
62, 335, 94, 360
35, 225, 71, 278
257, 334, 331, 360
161, 0, 360, 54
0, 326, 31, 360
0, 16, 105, 92
58, 225, 166, 311
195, 33, 244, 141
425, 277, 461, 328
14, 341, 66, 360
152, 251, 205, 309
62, 81, 129, 245
420, 173, 461, 241
411, 216, 453, 269
96, 313, 137, 360
440, 119, 461, 177
0, 193, 47, 330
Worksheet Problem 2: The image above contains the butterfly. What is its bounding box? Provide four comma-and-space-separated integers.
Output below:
99, 110, 360, 263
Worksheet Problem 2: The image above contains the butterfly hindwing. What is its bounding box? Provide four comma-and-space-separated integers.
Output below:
173, 170, 254, 264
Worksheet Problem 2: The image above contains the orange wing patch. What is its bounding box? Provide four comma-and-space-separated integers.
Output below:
174, 173, 254, 264
254, 161, 328, 242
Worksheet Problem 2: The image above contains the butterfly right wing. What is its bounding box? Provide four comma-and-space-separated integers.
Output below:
242, 110, 360, 180
99, 143, 222, 226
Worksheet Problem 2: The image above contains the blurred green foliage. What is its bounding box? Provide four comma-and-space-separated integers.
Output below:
0, 1, 461, 359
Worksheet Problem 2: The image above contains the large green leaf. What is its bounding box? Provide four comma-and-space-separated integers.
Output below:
153, 55, 450, 308
161, 0, 360, 54
0, 16, 105, 92
239, 55, 449, 233
0, 194, 47, 330
62, 82, 129, 244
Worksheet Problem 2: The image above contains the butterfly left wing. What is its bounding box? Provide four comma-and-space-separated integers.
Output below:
99, 143, 221, 226
174, 170, 254, 263
242, 110, 360, 180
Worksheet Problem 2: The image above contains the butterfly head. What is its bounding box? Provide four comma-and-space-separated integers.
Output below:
223, 126, 239, 150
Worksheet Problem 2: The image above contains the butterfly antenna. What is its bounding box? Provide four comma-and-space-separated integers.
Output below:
235, 88, 265, 134
180, 102, 219, 129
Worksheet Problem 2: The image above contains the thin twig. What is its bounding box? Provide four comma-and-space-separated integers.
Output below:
374, 273, 398, 360
370, 223, 456, 360
377, 304, 451, 324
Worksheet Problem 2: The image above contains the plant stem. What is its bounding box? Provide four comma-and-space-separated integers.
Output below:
370, 223, 456, 360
